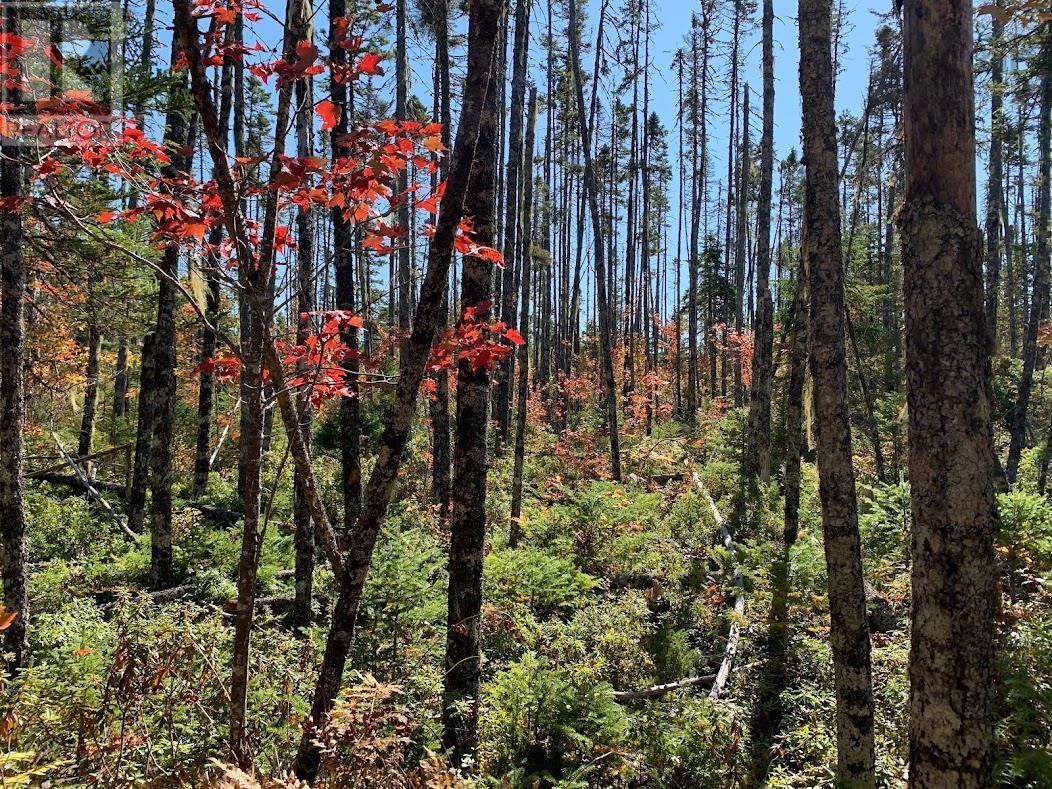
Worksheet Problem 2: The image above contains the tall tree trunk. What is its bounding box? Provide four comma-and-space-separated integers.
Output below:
149, 47, 192, 591
428, 0, 452, 522
128, 333, 156, 533
331, 0, 362, 535
78, 321, 101, 458
900, 1, 1003, 784
745, 0, 775, 483
292, 15, 317, 629
984, 12, 1005, 349
783, 280, 808, 546
192, 24, 235, 499
0, 2, 28, 670
509, 88, 538, 548
442, 18, 503, 760
1006, 32, 1051, 483
112, 337, 128, 421
734, 87, 749, 408
798, 0, 876, 783
569, 0, 621, 481
292, 2, 507, 777
493, 0, 531, 448
395, 0, 411, 338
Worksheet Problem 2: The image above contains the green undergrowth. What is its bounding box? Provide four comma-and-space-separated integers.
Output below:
6, 417, 1052, 787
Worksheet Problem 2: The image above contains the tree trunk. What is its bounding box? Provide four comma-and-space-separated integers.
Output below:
899, 2, 1003, 785
1005, 31, 1051, 483
984, 12, 1005, 350
745, 0, 775, 484
509, 88, 538, 548
149, 48, 192, 591
112, 338, 128, 421
395, 0, 411, 338
428, 0, 452, 523
192, 25, 234, 499
0, 3, 28, 670
783, 280, 808, 546
798, 0, 876, 783
292, 2, 507, 778
292, 25, 316, 629
128, 333, 156, 533
330, 0, 362, 536
78, 322, 101, 458
442, 20, 503, 760
568, 0, 621, 481
493, 0, 531, 449
734, 88, 749, 409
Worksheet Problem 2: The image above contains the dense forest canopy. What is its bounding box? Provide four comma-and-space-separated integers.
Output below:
0, 0, 1048, 786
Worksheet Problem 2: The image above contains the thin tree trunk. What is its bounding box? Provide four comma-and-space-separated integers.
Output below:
568, 0, 621, 481
493, 0, 531, 448
128, 333, 155, 533
899, 1, 1003, 784
112, 338, 128, 421
331, 0, 362, 536
428, 0, 452, 522
78, 322, 101, 458
798, 0, 876, 783
1006, 34, 1051, 483
292, 15, 317, 629
0, 2, 29, 670
442, 19, 503, 760
745, 0, 775, 484
984, 12, 1005, 350
395, 0, 411, 338
192, 25, 234, 499
734, 87, 749, 408
783, 279, 808, 546
149, 45, 192, 591
509, 88, 538, 548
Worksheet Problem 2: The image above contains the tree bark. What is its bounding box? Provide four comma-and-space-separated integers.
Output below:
984, 11, 1005, 350
330, 0, 362, 536
0, 2, 28, 671
492, 0, 531, 449
798, 0, 876, 783
509, 88, 538, 549
442, 20, 503, 760
149, 46, 192, 591
192, 23, 235, 499
745, 0, 775, 484
428, 0, 452, 522
899, 2, 1003, 785
292, 16, 317, 629
783, 279, 808, 547
568, 0, 621, 481
77, 322, 101, 458
112, 338, 128, 421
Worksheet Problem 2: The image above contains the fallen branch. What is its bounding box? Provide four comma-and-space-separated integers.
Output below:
612, 673, 717, 702
692, 471, 746, 701
52, 432, 137, 542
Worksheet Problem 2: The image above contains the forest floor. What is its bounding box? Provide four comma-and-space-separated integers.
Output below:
7, 408, 1052, 787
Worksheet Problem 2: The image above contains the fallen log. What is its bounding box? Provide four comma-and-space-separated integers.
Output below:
692, 471, 745, 701
612, 673, 717, 702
